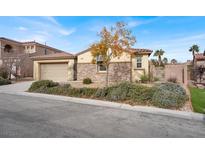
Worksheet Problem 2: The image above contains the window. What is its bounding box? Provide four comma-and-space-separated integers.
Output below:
4, 44, 13, 53
96, 55, 103, 62
136, 56, 142, 68
97, 63, 107, 72
96, 55, 107, 72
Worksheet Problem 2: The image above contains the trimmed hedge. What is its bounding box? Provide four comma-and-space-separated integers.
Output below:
0, 77, 11, 86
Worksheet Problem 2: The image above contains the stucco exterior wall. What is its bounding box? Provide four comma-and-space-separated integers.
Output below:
131, 54, 149, 81
33, 59, 74, 81
24, 44, 36, 53
0, 39, 25, 58
35, 45, 58, 55
0, 38, 62, 78
0, 40, 2, 65
78, 50, 131, 63
196, 60, 205, 67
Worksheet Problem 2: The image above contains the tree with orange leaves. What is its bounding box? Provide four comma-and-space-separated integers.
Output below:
90, 22, 136, 86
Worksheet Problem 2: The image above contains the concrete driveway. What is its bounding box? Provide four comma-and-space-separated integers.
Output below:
0, 81, 33, 93
0, 81, 205, 137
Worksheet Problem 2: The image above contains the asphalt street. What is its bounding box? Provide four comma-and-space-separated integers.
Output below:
0, 93, 205, 137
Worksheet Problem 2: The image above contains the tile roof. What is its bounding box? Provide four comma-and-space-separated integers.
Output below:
31, 52, 75, 60
76, 48, 153, 56
195, 53, 205, 61
127, 48, 153, 55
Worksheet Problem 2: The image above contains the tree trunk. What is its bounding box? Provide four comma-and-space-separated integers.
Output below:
193, 51, 195, 65
159, 55, 162, 66
106, 64, 109, 87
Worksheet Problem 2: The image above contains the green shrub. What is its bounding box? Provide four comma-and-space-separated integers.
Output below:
152, 82, 187, 108
0, 77, 11, 85
46, 86, 70, 95
45, 86, 97, 98
28, 80, 187, 109
67, 87, 96, 97
106, 82, 134, 101
79, 87, 97, 97
28, 80, 59, 92
95, 87, 111, 98
154, 77, 159, 82
94, 82, 155, 103
167, 77, 177, 83
0, 67, 9, 79
140, 74, 150, 83
83, 78, 92, 84
152, 89, 186, 108
156, 82, 186, 96
61, 83, 71, 89
129, 86, 157, 103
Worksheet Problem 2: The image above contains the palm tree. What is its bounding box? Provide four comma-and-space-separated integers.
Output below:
171, 59, 177, 64
162, 57, 168, 65
189, 44, 199, 63
154, 49, 165, 66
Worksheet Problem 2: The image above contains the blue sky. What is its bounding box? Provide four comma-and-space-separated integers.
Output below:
0, 16, 205, 62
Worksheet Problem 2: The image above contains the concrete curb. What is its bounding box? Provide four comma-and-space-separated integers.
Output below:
1, 90, 205, 122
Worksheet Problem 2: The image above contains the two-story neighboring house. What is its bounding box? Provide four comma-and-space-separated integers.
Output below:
0, 37, 64, 78
195, 52, 205, 67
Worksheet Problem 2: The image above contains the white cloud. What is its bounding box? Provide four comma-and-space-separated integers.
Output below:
15, 17, 76, 42
128, 21, 142, 28
42, 16, 60, 26
58, 28, 76, 36
18, 26, 27, 31
128, 17, 162, 28
30, 34, 47, 43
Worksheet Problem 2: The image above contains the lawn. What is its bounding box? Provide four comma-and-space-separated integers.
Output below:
189, 87, 205, 114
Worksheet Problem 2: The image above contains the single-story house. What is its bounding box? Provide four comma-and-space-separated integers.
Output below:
32, 48, 152, 83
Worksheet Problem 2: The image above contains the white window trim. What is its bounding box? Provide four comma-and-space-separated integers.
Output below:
136, 56, 142, 68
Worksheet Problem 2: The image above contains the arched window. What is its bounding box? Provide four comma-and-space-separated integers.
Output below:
4, 44, 13, 53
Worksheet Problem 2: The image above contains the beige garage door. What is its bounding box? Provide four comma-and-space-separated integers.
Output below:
40, 63, 68, 82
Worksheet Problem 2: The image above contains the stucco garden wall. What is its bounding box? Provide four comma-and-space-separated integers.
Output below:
150, 63, 188, 85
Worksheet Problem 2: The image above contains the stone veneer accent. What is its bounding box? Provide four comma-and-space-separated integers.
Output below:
77, 62, 131, 83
